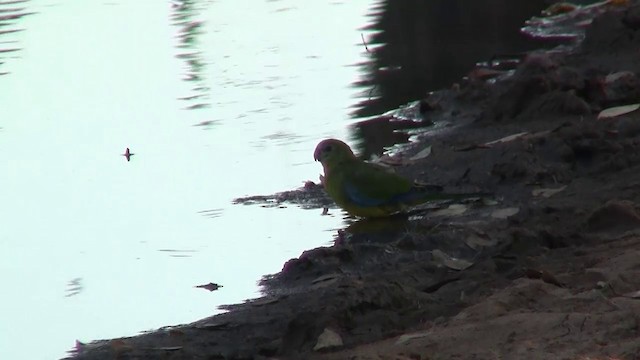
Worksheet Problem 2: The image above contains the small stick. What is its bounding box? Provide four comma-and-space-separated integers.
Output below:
361, 33, 369, 53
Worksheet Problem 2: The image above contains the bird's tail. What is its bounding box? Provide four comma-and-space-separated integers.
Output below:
405, 186, 488, 205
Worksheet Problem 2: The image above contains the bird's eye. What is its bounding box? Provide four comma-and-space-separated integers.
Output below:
324, 145, 332, 152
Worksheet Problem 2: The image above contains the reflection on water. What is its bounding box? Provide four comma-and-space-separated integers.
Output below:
352, 0, 553, 119
342, 213, 410, 240
172, 0, 211, 111
349, 0, 608, 157
0, 0, 33, 76
349, 0, 561, 157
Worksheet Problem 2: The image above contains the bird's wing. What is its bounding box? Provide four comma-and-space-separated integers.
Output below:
339, 161, 413, 207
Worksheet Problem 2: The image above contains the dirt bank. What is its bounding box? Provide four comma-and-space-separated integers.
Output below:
71, 2, 640, 359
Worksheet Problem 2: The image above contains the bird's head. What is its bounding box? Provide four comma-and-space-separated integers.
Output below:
313, 139, 356, 169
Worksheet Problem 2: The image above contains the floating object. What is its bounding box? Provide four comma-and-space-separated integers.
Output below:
121, 147, 134, 161
194, 282, 222, 292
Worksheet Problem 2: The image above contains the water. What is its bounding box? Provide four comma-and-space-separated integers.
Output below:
0, 0, 572, 359
0, 1, 372, 359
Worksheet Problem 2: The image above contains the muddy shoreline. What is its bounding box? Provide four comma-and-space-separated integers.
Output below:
72, 3, 640, 359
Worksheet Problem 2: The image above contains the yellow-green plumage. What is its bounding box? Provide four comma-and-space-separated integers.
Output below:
314, 138, 482, 218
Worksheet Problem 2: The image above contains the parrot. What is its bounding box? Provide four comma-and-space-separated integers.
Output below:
313, 138, 484, 218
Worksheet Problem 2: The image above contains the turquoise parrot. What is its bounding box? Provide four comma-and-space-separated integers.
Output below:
313, 138, 483, 218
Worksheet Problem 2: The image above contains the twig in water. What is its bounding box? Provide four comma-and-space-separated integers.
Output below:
361, 33, 370, 53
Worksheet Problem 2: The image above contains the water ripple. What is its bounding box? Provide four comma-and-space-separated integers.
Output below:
172, 0, 211, 112
0, 0, 33, 76
198, 208, 223, 218
157, 249, 198, 258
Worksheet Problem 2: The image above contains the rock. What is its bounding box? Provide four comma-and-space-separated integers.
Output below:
586, 200, 640, 232
313, 328, 343, 351
491, 207, 520, 219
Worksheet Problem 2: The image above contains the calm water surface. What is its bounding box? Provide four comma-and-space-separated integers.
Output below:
1, 1, 371, 359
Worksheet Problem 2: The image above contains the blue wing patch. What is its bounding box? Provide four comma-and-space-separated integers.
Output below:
343, 182, 387, 207
344, 182, 422, 207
